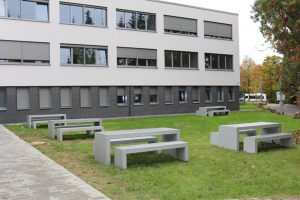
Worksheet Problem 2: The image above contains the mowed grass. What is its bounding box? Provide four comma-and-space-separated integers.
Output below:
240, 101, 258, 110
6, 110, 300, 200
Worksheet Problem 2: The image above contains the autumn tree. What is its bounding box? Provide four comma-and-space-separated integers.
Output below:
240, 56, 257, 94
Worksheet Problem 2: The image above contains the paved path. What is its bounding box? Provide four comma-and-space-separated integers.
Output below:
0, 125, 110, 200
267, 104, 300, 116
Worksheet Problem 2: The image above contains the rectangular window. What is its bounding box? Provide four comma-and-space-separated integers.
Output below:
149, 87, 158, 104
60, 44, 108, 66
17, 87, 30, 110
0, 40, 50, 65
204, 21, 232, 40
217, 87, 224, 102
7, 0, 21, 18
164, 15, 197, 36
117, 47, 157, 68
133, 87, 142, 105
99, 87, 109, 107
179, 87, 187, 103
116, 9, 156, 32
0, 88, 6, 109
39, 87, 52, 109
192, 87, 200, 103
117, 87, 127, 106
165, 50, 198, 69
80, 87, 91, 107
165, 87, 173, 104
0, 0, 5, 17
228, 87, 235, 102
205, 53, 233, 70
60, 87, 72, 108
60, 3, 107, 27
205, 87, 212, 102
36, 2, 48, 21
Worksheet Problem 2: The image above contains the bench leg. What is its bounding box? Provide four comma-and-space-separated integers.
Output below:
33, 123, 37, 129
243, 137, 257, 153
163, 146, 189, 161
210, 132, 219, 146
280, 138, 293, 147
57, 131, 63, 142
114, 149, 127, 169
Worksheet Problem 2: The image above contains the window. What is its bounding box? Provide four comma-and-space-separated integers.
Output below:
228, 87, 235, 102
116, 10, 156, 31
60, 3, 107, 27
133, 87, 142, 105
60, 87, 72, 108
21, 1, 35, 20
217, 87, 224, 102
205, 53, 233, 70
99, 87, 109, 106
0, 0, 5, 17
0, 88, 6, 109
117, 87, 127, 106
117, 47, 157, 68
36, 2, 48, 21
165, 87, 173, 104
39, 87, 52, 109
149, 87, 158, 104
192, 87, 200, 103
80, 87, 91, 107
164, 15, 197, 36
205, 87, 212, 102
60, 45, 108, 66
165, 51, 198, 69
7, 0, 20, 18
17, 88, 30, 110
0, 40, 50, 65
204, 21, 232, 40
179, 87, 187, 103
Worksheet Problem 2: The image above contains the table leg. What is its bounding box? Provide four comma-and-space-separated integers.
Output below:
94, 134, 111, 165
162, 132, 180, 157
48, 122, 55, 139
219, 126, 239, 151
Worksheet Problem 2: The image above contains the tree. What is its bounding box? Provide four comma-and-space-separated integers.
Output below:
240, 56, 257, 94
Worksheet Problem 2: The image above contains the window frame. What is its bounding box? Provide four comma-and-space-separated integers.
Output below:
60, 87, 72, 109
165, 50, 198, 69
0, 87, 7, 110
204, 21, 233, 40
205, 53, 233, 71
164, 15, 198, 37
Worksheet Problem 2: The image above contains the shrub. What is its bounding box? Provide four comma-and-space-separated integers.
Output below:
291, 129, 300, 144
293, 112, 300, 119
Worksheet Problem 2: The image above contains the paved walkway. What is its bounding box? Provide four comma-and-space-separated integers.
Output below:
267, 104, 300, 116
0, 125, 110, 200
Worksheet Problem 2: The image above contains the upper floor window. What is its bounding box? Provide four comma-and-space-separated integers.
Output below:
60, 2, 107, 27
0, 40, 50, 65
117, 47, 157, 68
60, 44, 108, 66
204, 21, 232, 40
205, 53, 233, 70
1, 0, 49, 21
165, 50, 198, 69
116, 9, 156, 31
164, 15, 197, 36
0, 88, 6, 110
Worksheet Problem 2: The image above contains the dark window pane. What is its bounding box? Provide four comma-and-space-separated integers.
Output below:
173, 51, 181, 67
95, 8, 106, 27
211, 54, 219, 69
148, 59, 157, 67
21, 1, 35, 20
137, 13, 146, 30
60, 4, 70, 23
84, 7, 95, 25
125, 12, 136, 29
138, 59, 146, 66
228, 87, 234, 101
150, 95, 157, 103
165, 51, 172, 67
147, 14, 156, 31
117, 58, 126, 65
60, 48, 71, 64
85, 48, 96, 64
182, 52, 189, 68
226, 55, 233, 69
134, 94, 142, 104
116, 11, 125, 28
117, 96, 127, 104
217, 87, 224, 102
36, 3, 48, 21
0, 0, 5, 17
71, 5, 83, 24
205, 87, 211, 102
205, 54, 211, 69
7, 0, 20, 18
95, 49, 107, 65
127, 58, 137, 66
219, 54, 226, 69
0, 88, 6, 108
190, 53, 198, 68
179, 88, 187, 103
73, 47, 84, 64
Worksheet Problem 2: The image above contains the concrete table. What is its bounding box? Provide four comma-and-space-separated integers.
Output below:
94, 128, 180, 165
218, 122, 281, 151
48, 118, 102, 139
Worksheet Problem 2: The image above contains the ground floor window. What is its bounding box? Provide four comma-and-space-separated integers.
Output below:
117, 87, 127, 106
165, 87, 173, 104
39, 87, 52, 109
228, 87, 235, 102
179, 87, 187, 103
205, 87, 212, 102
80, 87, 91, 107
149, 87, 158, 104
0, 88, 6, 109
133, 87, 143, 105
17, 88, 30, 110
217, 87, 224, 102
192, 87, 200, 103
99, 87, 109, 107
60, 87, 72, 108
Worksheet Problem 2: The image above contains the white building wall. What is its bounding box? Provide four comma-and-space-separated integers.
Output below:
0, 0, 240, 87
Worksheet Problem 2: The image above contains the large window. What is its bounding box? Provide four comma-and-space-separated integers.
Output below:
164, 15, 197, 36
117, 47, 157, 68
0, 40, 50, 65
133, 87, 142, 105
165, 51, 198, 69
228, 87, 235, 102
80, 87, 91, 107
179, 87, 187, 103
149, 87, 158, 105
192, 87, 200, 103
3, 0, 49, 21
39, 87, 52, 109
165, 87, 173, 104
0, 88, 6, 109
60, 45, 108, 66
204, 21, 232, 40
60, 87, 72, 108
117, 87, 127, 106
205, 87, 212, 103
17, 87, 30, 110
60, 3, 107, 27
217, 87, 224, 102
205, 53, 233, 70
116, 10, 156, 31
99, 87, 109, 107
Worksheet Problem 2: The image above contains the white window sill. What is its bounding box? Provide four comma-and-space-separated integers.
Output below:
0, 108, 7, 111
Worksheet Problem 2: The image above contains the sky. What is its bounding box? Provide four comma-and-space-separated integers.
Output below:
164, 0, 279, 64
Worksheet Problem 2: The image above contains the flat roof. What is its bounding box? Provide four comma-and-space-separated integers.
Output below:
146, 0, 239, 16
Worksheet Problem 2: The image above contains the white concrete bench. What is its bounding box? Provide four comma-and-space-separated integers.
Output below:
114, 141, 188, 169
27, 114, 66, 129
196, 106, 227, 116
57, 126, 103, 142
211, 129, 256, 146
244, 133, 293, 153
208, 109, 230, 116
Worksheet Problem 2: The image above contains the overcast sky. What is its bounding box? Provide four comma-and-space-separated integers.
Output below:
164, 0, 278, 64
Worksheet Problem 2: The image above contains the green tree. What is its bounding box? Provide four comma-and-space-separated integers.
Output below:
240, 56, 257, 94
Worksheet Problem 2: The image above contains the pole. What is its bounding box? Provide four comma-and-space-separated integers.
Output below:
279, 77, 284, 115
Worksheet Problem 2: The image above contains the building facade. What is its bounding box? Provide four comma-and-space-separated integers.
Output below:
0, 0, 240, 123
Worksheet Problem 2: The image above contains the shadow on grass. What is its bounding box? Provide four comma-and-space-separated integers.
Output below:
239, 142, 293, 153
61, 134, 94, 141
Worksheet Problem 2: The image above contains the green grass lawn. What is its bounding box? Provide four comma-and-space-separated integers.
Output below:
240, 101, 258, 110
6, 110, 300, 200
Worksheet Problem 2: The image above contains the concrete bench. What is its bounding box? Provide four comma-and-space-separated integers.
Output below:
210, 129, 256, 146
196, 106, 227, 116
208, 110, 230, 116
244, 133, 293, 153
57, 126, 103, 142
27, 114, 66, 129
114, 141, 189, 169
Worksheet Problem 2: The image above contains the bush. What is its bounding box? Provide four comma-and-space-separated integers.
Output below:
293, 112, 300, 119
291, 129, 300, 144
